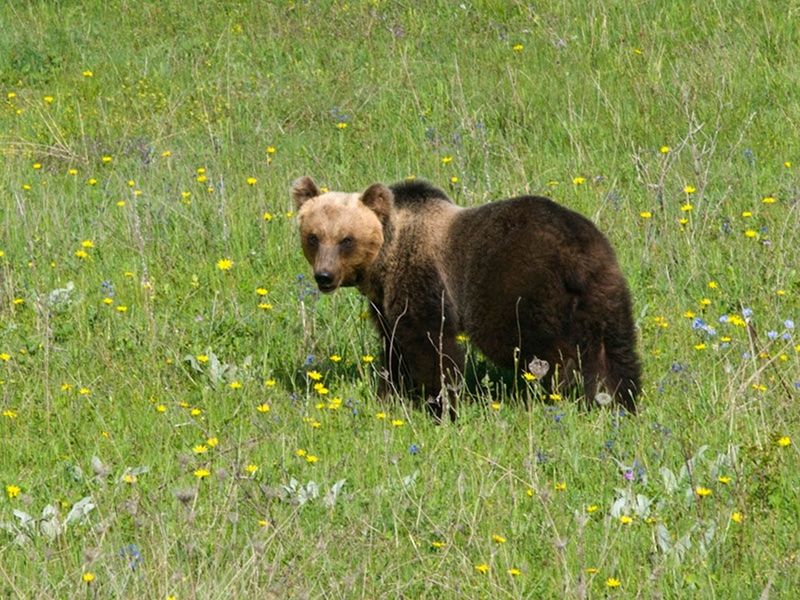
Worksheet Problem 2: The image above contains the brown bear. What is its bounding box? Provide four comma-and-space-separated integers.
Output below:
292, 176, 640, 417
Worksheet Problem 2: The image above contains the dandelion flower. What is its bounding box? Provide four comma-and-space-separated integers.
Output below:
717, 475, 732, 484
82, 572, 95, 584
490, 402, 501, 411
216, 258, 234, 271
362, 354, 375, 364
512, 44, 524, 52
256, 403, 270, 413
619, 515, 633, 525
695, 486, 712, 497
193, 468, 211, 479
554, 481, 567, 492
122, 474, 137, 484
572, 176, 586, 185
492, 534, 507, 544
474, 563, 489, 574
82, 70, 94, 78
778, 436, 792, 447
659, 146, 670, 154
193, 445, 208, 454
336, 122, 348, 130
245, 464, 258, 474
522, 372, 536, 382
683, 185, 696, 194
731, 511, 744, 523
375, 412, 387, 420
305, 454, 319, 464
6, 484, 21, 499
229, 381, 242, 390
441, 156, 453, 164
639, 211, 652, 219
206, 437, 218, 448
196, 354, 209, 363
431, 540, 445, 549
391, 419, 405, 427
606, 577, 621, 589
265, 379, 276, 387
155, 404, 167, 413
507, 568, 522, 576
329, 354, 342, 362
450, 176, 459, 184
246, 177, 257, 186
307, 370, 322, 381
762, 196, 776, 204
586, 504, 599, 513
256, 287, 268, 296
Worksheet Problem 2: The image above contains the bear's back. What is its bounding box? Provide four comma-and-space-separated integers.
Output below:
389, 180, 451, 207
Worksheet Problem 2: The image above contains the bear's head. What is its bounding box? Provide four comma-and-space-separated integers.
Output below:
292, 176, 392, 293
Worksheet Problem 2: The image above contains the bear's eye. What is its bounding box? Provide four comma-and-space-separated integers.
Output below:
339, 236, 354, 249
306, 234, 319, 248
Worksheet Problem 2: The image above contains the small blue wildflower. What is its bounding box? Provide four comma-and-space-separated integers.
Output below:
671, 362, 686, 373
767, 330, 779, 341
303, 354, 315, 366
743, 148, 756, 166
742, 308, 753, 319
742, 352, 752, 360
408, 443, 420, 455
692, 317, 706, 330
119, 544, 143, 570
785, 319, 795, 330
536, 449, 549, 464
783, 333, 792, 341
719, 314, 729, 324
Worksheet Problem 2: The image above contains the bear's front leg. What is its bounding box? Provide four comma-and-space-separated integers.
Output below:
390, 325, 465, 420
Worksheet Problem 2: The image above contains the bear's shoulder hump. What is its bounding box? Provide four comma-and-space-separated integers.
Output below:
389, 180, 451, 207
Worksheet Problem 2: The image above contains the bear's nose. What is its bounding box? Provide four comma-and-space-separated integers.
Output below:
314, 271, 334, 288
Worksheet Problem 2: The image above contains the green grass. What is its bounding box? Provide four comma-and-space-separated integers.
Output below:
1, 1, 799, 597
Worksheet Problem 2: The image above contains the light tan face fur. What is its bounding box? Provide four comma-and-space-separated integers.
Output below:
295, 189, 385, 293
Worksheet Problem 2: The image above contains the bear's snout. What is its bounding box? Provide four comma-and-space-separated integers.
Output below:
314, 271, 336, 292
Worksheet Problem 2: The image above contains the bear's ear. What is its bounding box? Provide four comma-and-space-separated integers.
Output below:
360, 183, 393, 222
291, 176, 321, 209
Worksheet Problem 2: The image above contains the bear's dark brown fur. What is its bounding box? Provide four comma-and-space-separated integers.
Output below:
293, 176, 640, 416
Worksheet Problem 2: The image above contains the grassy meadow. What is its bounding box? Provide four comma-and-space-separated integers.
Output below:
2, 0, 799, 597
